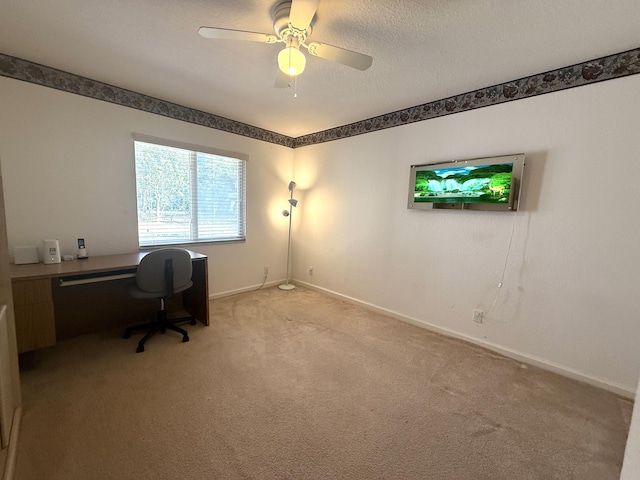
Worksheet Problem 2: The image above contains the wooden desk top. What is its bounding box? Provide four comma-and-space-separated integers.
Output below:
10, 250, 207, 281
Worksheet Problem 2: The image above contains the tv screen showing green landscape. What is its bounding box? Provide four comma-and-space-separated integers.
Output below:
407, 154, 525, 212
413, 163, 513, 204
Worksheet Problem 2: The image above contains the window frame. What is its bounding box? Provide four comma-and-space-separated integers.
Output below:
132, 134, 247, 248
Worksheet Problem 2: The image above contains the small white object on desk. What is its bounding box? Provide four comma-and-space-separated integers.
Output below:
14, 246, 39, 265
42, 239, 61, 264
77, 238, 88, 259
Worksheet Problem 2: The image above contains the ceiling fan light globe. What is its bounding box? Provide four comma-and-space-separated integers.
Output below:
278, 46, 306, 76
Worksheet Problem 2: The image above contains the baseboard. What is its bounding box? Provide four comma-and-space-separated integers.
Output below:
210, 280, 283, 300
2, 407, 21, 480
296, 281, 636, 399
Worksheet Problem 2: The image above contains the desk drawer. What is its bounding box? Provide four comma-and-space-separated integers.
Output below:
13, 279, 52, 305
12, 278, 56, 352
15, 302, 56, 353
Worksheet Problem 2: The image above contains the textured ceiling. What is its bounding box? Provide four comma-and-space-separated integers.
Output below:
1, 0, 639, 138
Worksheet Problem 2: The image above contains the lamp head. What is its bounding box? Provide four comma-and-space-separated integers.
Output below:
282, 209, 290, 217
289, 198, 299, 207
288, 181, 297, 192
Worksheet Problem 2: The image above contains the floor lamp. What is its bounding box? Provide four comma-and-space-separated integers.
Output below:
279, 180, 298, 291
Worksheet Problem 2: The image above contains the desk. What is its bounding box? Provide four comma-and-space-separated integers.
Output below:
10, 250, 209, 353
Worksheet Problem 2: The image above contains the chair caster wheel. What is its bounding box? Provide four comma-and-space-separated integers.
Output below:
136, 345, 144, 353
190, 319, 196, 326
182, 335, 190, 343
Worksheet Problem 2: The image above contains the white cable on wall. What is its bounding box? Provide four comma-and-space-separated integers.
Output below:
485, 210, 522, 317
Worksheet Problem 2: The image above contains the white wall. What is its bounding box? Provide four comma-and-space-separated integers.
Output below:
292, 75, 640, 395
0, 77, 294, 295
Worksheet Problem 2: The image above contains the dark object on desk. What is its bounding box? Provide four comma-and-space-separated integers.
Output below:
123, 248, 197, 353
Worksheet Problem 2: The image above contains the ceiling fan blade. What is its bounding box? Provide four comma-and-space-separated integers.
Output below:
198, 26, 277, 43
275, 69, 292, 88
307, 42, 373, 71
289, 0, 320, 31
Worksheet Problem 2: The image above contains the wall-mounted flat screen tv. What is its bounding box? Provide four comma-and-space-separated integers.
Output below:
408, 154, 525, 211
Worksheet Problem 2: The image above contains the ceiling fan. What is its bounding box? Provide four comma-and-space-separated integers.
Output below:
198, 0, 373, 86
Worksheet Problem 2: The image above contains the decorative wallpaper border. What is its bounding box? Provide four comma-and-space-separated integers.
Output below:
1, 47, 639, 149
294, 47, 640, 147
0, 54, 295, 148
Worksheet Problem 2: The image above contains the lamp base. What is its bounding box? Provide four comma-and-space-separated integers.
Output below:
278, 283, 295, 291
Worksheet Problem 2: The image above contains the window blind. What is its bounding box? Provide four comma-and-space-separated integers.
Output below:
134, 138, 246, 247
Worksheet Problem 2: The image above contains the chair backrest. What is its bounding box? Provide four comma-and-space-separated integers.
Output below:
136, 248, 193, 297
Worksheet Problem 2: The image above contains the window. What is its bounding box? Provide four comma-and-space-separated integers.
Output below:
133, 135, 246, 247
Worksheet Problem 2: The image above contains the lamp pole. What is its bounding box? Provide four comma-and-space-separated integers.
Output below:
279, 181, 297, 291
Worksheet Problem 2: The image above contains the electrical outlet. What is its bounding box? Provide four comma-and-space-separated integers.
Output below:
473, 309, 484, 323
264, 266, 269, 275
308, 266, 313, 275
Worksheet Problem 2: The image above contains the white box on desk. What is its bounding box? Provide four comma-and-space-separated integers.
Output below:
14, 246, 39, 265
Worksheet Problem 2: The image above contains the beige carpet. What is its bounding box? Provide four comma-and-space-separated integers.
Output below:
15, 286, 632, 479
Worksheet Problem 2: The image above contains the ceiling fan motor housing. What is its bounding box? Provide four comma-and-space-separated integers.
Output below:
273, 0, 312, 42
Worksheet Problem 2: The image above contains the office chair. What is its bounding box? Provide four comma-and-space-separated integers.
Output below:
123, 248, 196, 353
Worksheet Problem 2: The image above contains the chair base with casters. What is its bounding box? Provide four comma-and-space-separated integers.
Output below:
123, 248, 196, 353
123, 298, 196, 353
